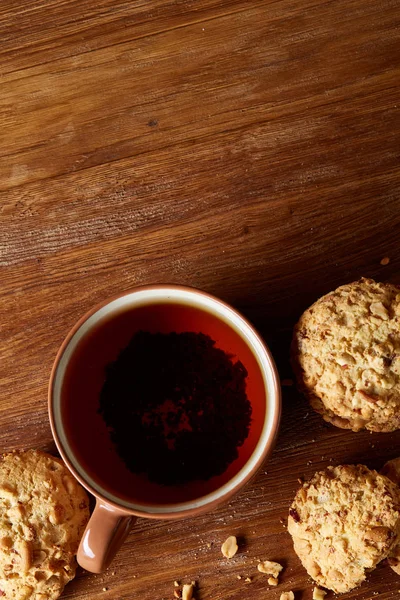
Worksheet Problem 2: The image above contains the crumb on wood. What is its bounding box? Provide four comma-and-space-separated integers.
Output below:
221, 535, 238, 558
280, 592, 295, 600
182, 583, 194, 600
380, 256, 390, 265
257, 560, 283, 577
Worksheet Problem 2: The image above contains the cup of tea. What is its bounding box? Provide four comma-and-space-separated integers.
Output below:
49, 285, 281, 573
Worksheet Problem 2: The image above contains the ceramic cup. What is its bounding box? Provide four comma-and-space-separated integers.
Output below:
49, 285, 281, 573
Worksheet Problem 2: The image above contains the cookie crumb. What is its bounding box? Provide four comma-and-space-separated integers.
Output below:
245, 577, 252, 583
174, 581, 180, 587
182, 583, 194, 600
380, 256, 390, 266
221, 535, 238, 558
257, 560, 283, 577
313, 587, 327, 600
280, 593, 294, 600
268, 576, 279, 586
174, 591, 180, 599
236, 575, 242, 580
102, 588, 108, 592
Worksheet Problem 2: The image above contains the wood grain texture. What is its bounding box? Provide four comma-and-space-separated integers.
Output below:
1, 0, 400, 598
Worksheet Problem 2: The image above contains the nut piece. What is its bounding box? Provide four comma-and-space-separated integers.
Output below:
370, 301, 389, 320
0, 484, 17, 500
268, 576, 279, 586
18, 540, 32, 573
221, 536, 238, 558
364, 525, 393, 543
313, 588, 327, 600
182, 583, 194, 600
257, 560, 283, 577
280, 593, 295, 600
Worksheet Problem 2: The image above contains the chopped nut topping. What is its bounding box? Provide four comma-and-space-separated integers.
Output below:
182, 583, 194, 600
0, 537, 12, 550
313, 588, 327, 600
370, 302, 389, 320
20, 586, 33, 600
62, 476, 76, 495
257, 560, 283, 577
280, 593, 294, 600
364, 525, 393, 542
7, 505, 24, 519
49, 504, 65, 526
289, 508, 300, 523
268, 576, 279, 586
18, 540, 33, 574
0, 484, 17, 499
221, 535, 238, 558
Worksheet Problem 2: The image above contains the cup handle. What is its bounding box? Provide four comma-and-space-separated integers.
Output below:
77, 498, 136, 573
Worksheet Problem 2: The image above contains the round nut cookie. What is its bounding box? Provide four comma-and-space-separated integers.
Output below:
0, 449, 90, 600
291, 278, 400, 432
288, 464, 400, 594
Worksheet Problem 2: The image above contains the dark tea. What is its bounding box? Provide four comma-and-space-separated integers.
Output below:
61, 302, 266, 506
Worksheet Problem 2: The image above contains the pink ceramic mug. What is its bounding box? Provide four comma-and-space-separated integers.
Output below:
48, 285, 281, 573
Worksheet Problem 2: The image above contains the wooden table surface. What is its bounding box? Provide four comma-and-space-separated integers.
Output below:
1, 0, 400, 598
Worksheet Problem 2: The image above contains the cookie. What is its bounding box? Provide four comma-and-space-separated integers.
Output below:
288, 464, 400, 593
0, 450, 89, 600
291, 278, 400, 432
